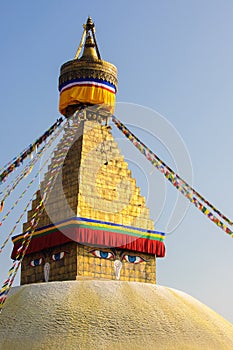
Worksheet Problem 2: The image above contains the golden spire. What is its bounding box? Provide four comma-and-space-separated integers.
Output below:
80, 33, 98, 61
75, 16, 101, 60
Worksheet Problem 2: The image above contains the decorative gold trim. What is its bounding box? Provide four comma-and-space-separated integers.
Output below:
59, 59, 118, 89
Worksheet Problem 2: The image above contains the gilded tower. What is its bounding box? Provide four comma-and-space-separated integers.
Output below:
12, 17, 165, 285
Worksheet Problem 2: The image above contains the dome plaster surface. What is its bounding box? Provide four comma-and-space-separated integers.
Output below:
0, 280, 232, 350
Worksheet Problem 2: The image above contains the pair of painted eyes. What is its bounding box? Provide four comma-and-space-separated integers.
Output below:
91, 250, 145, 264
30, 252, 65, 267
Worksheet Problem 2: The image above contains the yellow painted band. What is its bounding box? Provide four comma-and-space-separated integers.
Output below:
59, 85, 116, 114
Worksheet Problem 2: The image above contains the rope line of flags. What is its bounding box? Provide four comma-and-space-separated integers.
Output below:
0, 114, 82, 311
112, 115, 233, 237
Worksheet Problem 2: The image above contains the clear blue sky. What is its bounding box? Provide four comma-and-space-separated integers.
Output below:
0, 1, 233, 323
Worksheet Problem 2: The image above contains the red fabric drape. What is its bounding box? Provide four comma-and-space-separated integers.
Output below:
11, 227, 165, 259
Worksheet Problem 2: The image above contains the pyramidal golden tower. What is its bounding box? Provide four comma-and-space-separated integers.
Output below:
12, 16, 165, 285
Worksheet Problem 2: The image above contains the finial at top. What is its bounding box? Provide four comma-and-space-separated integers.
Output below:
85, 16, 95, 32
75, 16, 101, 60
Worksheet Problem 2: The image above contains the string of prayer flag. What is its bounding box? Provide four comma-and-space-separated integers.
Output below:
0, 117, 63, 184
0, 113, 82, 311
112, 115, 233, 237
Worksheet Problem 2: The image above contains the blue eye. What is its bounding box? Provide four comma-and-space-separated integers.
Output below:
51, 252, 65, 261
30, 258, 43, 267
91, 250, 114, 260
100, 251, 109, 258
123, 255, 145, 264
128, 255, 136, 263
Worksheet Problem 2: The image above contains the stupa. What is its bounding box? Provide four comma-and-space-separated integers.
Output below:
11, 16, 165, 286
0, 17, 232, 350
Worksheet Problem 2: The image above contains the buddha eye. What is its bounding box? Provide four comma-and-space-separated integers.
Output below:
51, 252, 66, 261
123, 255, 145, 264
91, 250, 114, 260
30, 258, 43, 267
